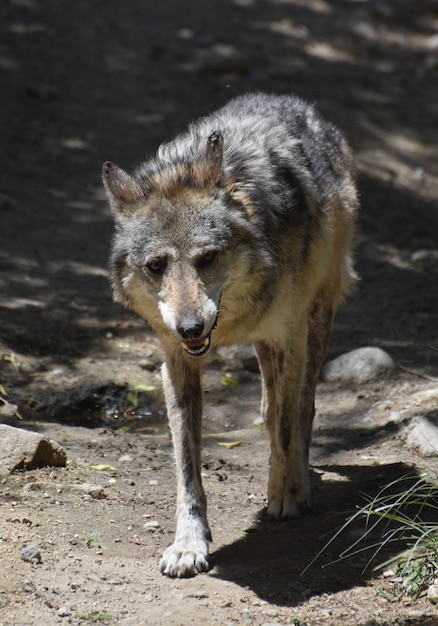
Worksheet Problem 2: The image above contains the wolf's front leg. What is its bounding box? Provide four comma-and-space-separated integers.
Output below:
159, 354, 211, 577
255, 338, 310, 519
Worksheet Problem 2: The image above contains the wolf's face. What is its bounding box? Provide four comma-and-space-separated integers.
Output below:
103, 152, 256, 356
113, 192, 238, 356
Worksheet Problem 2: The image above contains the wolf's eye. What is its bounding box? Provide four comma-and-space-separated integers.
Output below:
145, 257, 166, 275
198, 250, 218, 269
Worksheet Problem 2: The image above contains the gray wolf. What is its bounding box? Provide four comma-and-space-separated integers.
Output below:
102, 93, 358, 577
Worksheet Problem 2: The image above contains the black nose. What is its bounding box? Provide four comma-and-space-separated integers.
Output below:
177, 318, 204, 341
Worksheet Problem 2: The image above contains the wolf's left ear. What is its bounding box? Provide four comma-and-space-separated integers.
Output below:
193, 131, 223, 187
102, 161, 143, 216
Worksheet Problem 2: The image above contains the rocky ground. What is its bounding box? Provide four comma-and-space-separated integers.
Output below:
1, 0, 438, 624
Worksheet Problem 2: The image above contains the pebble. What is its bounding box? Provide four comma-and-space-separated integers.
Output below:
406, 414, 438, 457
118, 454, 133, 463
321, 347, 395, 383
427, 584, 438, 604
144, 520, 161, 531
139, 358, 158, 371
20, 544, 42, 563
75, 483, 108, 499
57, 606, 72, 617
0, 401, 18, 417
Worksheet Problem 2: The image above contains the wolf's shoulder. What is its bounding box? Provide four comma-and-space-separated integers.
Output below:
197, 92, 316, 138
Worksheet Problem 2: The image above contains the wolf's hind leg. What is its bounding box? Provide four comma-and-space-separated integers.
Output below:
299, 294, 335, 459
159, 355, 211, 577
255, 295, 335, 519
255, 337, 309, 518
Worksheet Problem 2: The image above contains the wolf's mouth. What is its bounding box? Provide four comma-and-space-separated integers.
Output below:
181, 334, 211, 357
180, 298, 221, 358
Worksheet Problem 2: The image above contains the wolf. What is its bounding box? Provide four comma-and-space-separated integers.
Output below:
102, 93, 358, 578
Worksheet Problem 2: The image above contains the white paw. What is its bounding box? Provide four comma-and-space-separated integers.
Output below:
159, 540, 209, 578
267, 464, 310, 519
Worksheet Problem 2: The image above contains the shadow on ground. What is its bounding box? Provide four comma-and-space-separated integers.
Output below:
210, 461, 420, 604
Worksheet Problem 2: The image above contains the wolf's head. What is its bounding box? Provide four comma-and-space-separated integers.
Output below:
103, 132, 263, 357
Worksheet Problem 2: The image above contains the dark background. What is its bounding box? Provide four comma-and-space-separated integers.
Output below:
1, 0, 437, 390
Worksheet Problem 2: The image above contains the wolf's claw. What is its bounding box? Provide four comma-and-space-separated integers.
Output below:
159, 541, 209, 578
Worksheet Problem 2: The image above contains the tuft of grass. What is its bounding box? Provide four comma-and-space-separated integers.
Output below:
304, 473, 438, 597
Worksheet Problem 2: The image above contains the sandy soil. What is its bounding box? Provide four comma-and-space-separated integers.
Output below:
0, 0, 437, 624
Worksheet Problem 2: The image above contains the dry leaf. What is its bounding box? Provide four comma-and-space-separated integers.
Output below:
218, 441, 244, 449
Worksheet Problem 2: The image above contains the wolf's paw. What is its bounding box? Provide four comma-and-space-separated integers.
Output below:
267, 466, 310, 519
159, 540, 209, 578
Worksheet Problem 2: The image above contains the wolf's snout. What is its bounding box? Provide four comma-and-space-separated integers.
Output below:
177, 317, 204, 341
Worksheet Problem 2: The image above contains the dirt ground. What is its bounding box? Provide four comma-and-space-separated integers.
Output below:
1, 0, 438, 624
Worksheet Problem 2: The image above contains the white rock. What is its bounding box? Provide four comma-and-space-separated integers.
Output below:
406, 414, 438, 457
0, 424, 67, 476
0, 401, 18, 417
57, 606, 72, 617
427, 584, 438, 604
321, 347, 395, 383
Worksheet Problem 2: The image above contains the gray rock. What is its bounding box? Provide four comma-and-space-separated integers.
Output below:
406, 413, 438, 458
321, 347, 395, 383
21, 544, 42, 563
0, 424, 67, 475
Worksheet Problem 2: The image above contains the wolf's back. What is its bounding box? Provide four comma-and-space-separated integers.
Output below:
137, 93, 355, 224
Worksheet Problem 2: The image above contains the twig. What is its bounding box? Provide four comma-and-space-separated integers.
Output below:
397, 364, 438, 383
0, 395, 23, 420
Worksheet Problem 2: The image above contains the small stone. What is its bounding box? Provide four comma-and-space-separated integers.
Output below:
406, 414, 438, 457
139, 358, 158, 371
118, 454, 133, 463
321, 347, 395, 383
0, 401, 18, 417
20, 544, 42, 563
383, 568, 396, 578
57, 606, 72, 617
144, 520, 160, 531
75, 483, 107, 499
427, 584, 438, 604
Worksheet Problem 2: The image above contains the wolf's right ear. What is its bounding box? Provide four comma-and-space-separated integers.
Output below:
193, 131, 224, 187
102, 161, 143, 216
